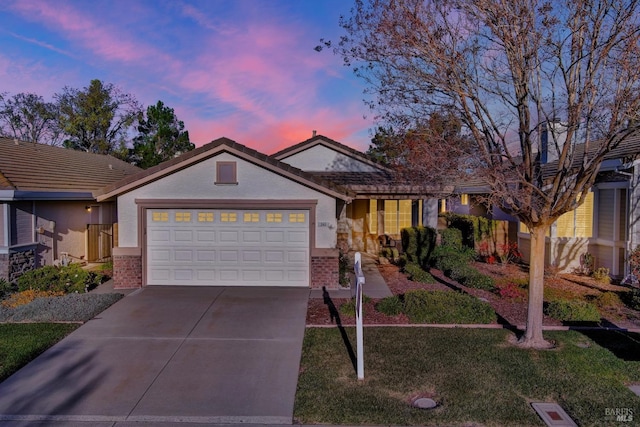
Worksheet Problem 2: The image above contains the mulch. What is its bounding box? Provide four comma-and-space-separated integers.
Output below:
306, 260, 640, 329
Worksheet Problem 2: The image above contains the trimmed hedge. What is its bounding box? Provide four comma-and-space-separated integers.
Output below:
430, 243, 494, 291
442, 212, 501, 250
403, 289, 496, 324
544, 299, 601, 322
401, 226, 437, 269
402, 263, 436, 283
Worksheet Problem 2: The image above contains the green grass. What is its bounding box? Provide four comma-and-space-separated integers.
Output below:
295, 327, 640, 426
0, 323, 78, 382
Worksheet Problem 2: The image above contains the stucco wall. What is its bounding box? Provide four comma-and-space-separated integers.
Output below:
32, 201, 91, 266
117, 153, 339, 249
281, 145, 380, 172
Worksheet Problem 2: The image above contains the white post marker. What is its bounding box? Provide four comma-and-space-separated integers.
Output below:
354, 252, 365, 380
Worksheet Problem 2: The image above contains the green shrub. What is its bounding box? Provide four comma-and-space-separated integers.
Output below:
380, 247, 399, 262
459, 270, 495, 291
376, 295, 404, 316
592, 267, 611, 284
439, 228, 464, 250
443, 213, 501, 250
544, 299, 601, 322
0, 278, 16, 299
338, 250, 350, 287
595, 291, 622, 308
339, 295, 372, 317
623, 289, 640, 310
403, 289, 495, 324
402, 263, 435, 283
401, 226, 436, 269
17, 264, 103, 294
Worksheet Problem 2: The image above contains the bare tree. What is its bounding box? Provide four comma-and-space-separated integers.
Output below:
334, 0, 640, 348
0, 92, 61, 145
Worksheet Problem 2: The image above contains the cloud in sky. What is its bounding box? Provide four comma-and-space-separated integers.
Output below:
0, 0, 374, 153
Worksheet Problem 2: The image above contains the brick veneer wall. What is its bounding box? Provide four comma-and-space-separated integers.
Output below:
311, 250, 340, 289
113, 255, 142, 289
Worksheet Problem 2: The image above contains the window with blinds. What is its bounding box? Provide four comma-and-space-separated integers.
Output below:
368, 199, 378, 234
384, 200, 412, 235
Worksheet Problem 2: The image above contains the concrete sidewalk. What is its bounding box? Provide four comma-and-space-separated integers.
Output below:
310, 252, 393, 299
0, 286, 308, 426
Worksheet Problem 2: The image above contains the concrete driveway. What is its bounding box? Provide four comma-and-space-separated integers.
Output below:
0, 286, 309, 426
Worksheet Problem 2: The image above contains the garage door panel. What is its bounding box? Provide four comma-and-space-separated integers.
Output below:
149, 230, 171, 243
174, 250, 193, 262
265, 271, 284, 281
265, 250, 284, 263
288, 231, 307, 243
175, 270, 193, 281
174, 230, 193, 241
287, 251, 307, 263
242, 250, 261, 262
242, 231, 261, 242
196, 250, 216, 262
219, 250, 239, 262
196, 231, 216, 242
150, 248, 171, 262
147, 209, 309, 286
219, 231, 239, 242
197, 270, 216, 280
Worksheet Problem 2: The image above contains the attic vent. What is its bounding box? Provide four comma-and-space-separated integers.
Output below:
13, 139, 18, 145
108, 164, 113, 170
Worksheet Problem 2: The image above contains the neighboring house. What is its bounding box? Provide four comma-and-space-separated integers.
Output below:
98, 135, 448, 289
0, 137, 141, 282
440, 131, 640, 278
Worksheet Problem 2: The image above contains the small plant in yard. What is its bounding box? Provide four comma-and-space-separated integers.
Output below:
623, 288, 640, 311
497, 241, 522, 264
578, 252, 595, 276
494, 279, 528, 301
376, 295, 404, 316
544, 299, 601, 322
0, 278, 16, 299
595, 291, 622, 309
591, 267, 611, 284
338, 250, 350, 288
1, 289, 65, 308
339, 295, 372, 317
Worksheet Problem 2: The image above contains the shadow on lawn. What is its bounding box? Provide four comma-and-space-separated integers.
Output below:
578, 321, 640, 361
322, 286, 357, 372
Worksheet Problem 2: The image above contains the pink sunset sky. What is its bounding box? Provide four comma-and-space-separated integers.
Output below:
0, 0, 375, 153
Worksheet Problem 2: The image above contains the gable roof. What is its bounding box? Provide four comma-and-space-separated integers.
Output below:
96, 137, 353, 202
272, 134, 389, 171
0, 137, 141, 196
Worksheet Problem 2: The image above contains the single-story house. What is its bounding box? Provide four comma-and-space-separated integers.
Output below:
0, 137, 141, 282
97, 134, 446, 289
441, 132, 640, 279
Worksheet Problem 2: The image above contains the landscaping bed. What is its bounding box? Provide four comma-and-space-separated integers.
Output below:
307, 260, 640, 329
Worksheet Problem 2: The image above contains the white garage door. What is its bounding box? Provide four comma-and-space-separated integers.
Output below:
146, 208, 309, 286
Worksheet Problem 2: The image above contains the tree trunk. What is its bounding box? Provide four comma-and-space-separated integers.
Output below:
519, 225, 553, 349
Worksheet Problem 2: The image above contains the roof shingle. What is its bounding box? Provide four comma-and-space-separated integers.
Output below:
0, 137, 141, 193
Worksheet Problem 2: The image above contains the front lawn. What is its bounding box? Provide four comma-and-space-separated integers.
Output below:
295, 327, 640, 426
0, 323, 78, 382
